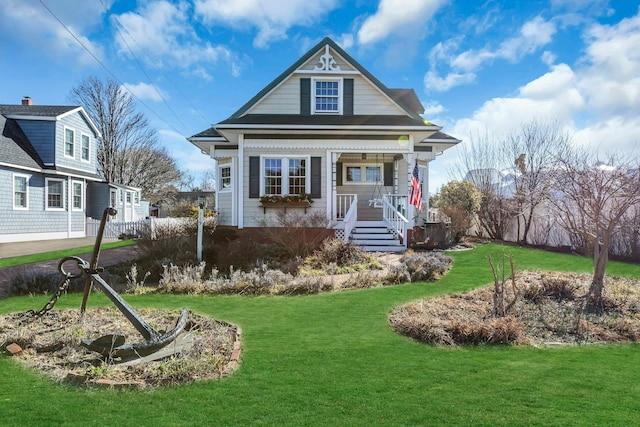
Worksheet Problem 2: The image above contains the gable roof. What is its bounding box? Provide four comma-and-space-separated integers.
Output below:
0, 104, 78, 117
0, 104, 101, 136
0, 104, 101, 179
228, 37, 425, 121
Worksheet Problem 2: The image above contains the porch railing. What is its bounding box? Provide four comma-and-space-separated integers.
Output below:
334, 193, 357, 221
332, 194, 358, 242
382, 194, 409, 244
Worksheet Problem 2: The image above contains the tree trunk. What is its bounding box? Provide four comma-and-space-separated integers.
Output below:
588, 238, 609, 312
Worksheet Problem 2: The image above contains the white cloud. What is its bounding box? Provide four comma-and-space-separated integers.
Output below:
426, 16, 557, 93
424, 70, 475, 92
0, 0, 106, 66
194, 0, 340, 48
122, 82, 166, 103
577, 11, 640, 117
114, 1, 236, 75
541, 50, 557, 65
159, 129, 216, 175
450, 16, 556, 72
357, 0, 448, 45
450, 63, 584, 141
441, 8, 640, 188
422, 101, 446, 116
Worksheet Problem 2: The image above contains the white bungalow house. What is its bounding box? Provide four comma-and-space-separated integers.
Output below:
188, 37, 459, 251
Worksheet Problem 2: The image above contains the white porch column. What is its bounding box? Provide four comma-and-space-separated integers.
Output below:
329, 151, 340, 222
237, 135, 244, 229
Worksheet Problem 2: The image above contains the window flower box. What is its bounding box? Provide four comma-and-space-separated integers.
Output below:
259, 194, 313, 213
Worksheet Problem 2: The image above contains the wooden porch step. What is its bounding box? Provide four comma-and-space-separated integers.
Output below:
348, 221, 404, 252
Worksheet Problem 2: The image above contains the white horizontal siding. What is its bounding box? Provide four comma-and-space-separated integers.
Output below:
216, 192, 233, 226
248, 76, 300, 115
352, 76, 405, 116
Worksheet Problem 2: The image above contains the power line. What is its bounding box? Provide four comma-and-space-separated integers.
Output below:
102, 0, 192, 131
39, 0, 185, 135
105, 4, 211, 125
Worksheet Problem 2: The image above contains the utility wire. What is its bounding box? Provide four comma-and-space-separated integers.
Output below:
39, 0, 184, 135
100, 0, 211, 126
103, 1, 190, 131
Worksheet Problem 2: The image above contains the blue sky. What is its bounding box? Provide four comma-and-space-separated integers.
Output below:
1, 0, 639, 193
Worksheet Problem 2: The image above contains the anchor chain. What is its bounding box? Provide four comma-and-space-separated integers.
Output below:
19, 256, 86, 321
21, 274, 71, 319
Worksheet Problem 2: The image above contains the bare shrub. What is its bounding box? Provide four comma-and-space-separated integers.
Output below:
541, 277, 578, 301
258, 210, 331, 258
301, 238, 382, 275
386, 251, 453, 283
487, 253, 518, 317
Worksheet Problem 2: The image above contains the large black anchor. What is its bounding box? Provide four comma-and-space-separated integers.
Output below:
62, 207, 189, 359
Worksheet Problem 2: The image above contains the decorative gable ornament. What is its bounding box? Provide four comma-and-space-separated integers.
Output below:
314, 45, 341, 72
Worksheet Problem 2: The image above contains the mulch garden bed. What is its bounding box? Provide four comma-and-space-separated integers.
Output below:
0, 307, 240, 388
390, 271, 640, 346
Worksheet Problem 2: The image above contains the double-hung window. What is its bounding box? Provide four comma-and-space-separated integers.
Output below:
46, 178, 65, 210
219, 165, 232, 191
72, 181, 83, 210
81, 134, 90, 161
313, 79, 341, 114
262, 156, 309, 196
13, 174, 29, 209
64, 128, 75, 158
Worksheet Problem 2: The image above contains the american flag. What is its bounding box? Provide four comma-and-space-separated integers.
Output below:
409, 161, 422, 212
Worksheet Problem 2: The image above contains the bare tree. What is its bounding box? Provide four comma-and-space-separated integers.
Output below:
450, 131, 513, 240
69, 76, 182, 204
506, 120, 570, 244
550, 149, 640, 311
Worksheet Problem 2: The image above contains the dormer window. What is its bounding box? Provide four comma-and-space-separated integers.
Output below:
313, 78, 342, 114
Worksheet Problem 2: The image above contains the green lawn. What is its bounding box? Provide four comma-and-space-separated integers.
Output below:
0, 239, 136, 268
1, 243, 640, 426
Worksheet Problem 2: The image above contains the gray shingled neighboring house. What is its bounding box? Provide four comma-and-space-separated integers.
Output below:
0, 98, 103, 243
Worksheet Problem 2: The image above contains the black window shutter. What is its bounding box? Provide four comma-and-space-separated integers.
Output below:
384, 162, 393, 187
249, 156, 260, 198
300, 78, 311, 115
310, 157, 321, 198
336, 162, 343, 186
343, 79, 354, 115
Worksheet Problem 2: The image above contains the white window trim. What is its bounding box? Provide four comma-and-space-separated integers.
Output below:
13, 173, 29, 210
260, 155, 311, 196
45, 178, 66, 211
134, 191, 140, 205
110, 189, 117, 208
80, 132, 91, 163
219, 164, 232, 193
72, 180, 84, 211
64, 127, 75, 159
312, 77, 343, 115
342, 163, 384, 185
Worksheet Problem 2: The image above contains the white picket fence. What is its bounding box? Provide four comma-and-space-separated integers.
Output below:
86, 217, 203, 240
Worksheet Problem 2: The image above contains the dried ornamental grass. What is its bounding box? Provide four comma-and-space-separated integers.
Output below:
390, 271, 640, 346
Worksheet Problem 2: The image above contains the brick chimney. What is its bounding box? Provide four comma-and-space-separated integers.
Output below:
22, 96, 33, 106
